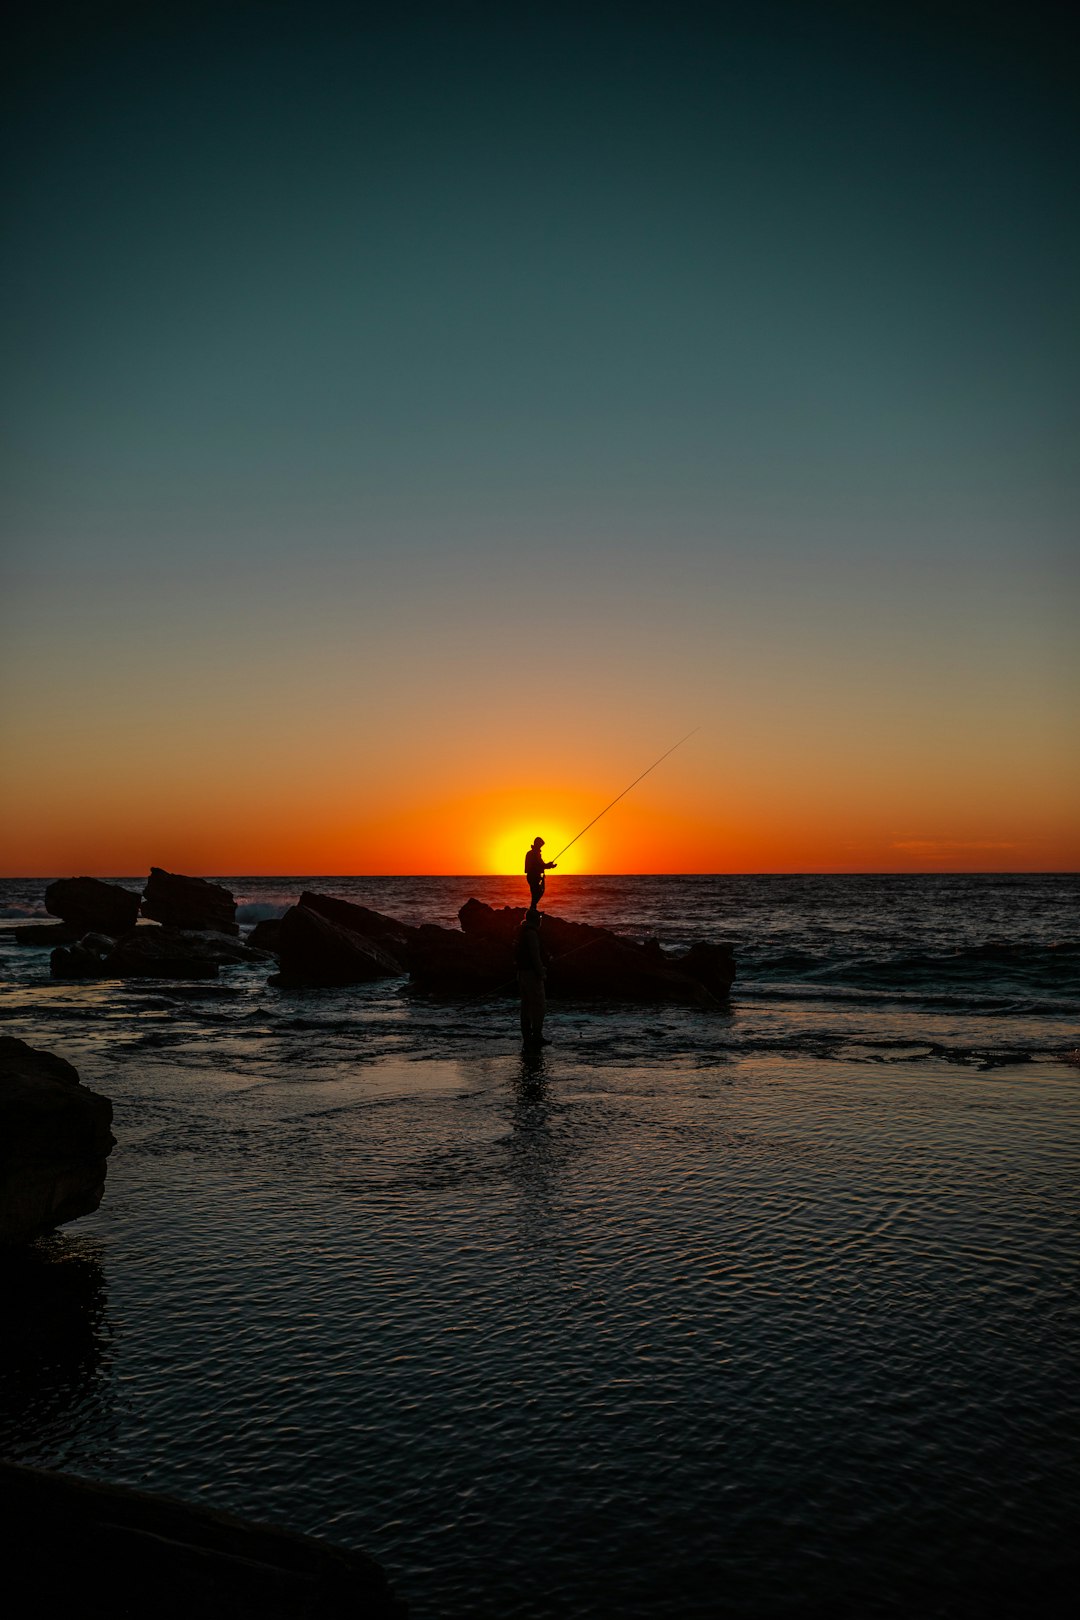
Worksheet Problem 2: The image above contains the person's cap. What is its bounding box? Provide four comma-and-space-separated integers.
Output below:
525, 908, 542, 926
533, 837, 544, 846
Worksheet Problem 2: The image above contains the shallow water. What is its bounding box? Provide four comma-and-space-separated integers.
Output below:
2, 875, 1078, 1616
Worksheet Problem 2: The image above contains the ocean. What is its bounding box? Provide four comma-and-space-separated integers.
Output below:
2, 873, 1078, 1617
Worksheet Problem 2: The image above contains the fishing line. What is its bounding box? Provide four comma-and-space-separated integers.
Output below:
550, 726, 701, 864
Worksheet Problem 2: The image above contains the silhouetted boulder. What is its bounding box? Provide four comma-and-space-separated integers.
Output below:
45, 876, 140, 936
0, 1038, 115, 1246
270, 904, 404, 988
142, 868, 238, 934
247, 917, 282, 952
12, 922, 81, 946
299, 892, 415, 968
1, 1462, 407, 1619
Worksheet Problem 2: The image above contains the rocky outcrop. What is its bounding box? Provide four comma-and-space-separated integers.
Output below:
299, 891, 415, 968
50, 925, 272, 980
45, 876, 140, 936
422, 899, 736, 1003
1, 1462, 407, 1619
406, 922, 513, 996
142, 868, 238, 935
0, 1038, 115, 1246
270, 903, 405, 988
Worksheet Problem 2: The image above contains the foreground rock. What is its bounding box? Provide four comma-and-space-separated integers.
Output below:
0, 1038, 115, 1246
1, 1462, 407, 1619
270, 903, 405, 987
45, 876, 140, 935
142, 867, 238, 934
405, 899, 736, 1004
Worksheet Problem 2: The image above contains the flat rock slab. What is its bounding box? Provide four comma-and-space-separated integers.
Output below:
1, 1462, 407, 1619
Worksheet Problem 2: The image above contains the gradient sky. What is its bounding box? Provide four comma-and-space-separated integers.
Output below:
2, 0, 1077, 875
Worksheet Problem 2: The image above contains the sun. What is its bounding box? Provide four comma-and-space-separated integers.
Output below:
487, 824, 573, 876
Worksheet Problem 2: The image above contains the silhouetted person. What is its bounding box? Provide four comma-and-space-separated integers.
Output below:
524, 837, 556, 908
515, 907, 550, 1047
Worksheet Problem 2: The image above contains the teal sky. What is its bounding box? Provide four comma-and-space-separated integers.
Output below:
2, 1, 1077, 873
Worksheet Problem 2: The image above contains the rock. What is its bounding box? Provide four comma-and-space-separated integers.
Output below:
0, 1038, 115, 1246
51, 943, 111, 979
45, 876, 140, 935
453, 900, 735, 1003
142, 868, 238, 934
670, 940, 737, 998
1, 1461, 407, 1620
299, 891, 415, 968
12, 922, 81, 947
406, 922, 514, 995
270, 903, 404, 987
101, 930, 221, 979
246, 917, 282, 952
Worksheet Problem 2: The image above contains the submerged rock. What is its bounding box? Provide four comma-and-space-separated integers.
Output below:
0, 1038, 115, 1246
270, 903, 404, 988
142, 868, 238, 935
1, 1461, 407, 1619
45, 876, 140, 936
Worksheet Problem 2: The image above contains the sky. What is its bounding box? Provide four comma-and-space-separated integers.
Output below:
2, 0, 1077, 875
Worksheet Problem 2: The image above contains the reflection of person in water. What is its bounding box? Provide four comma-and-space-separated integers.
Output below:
515, 907, 550, 1047
524, 837, 556, 908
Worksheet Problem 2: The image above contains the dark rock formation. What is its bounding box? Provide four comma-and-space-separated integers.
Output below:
101, 931, 221, 979
430, 899, 736, 1003
1, 1462, 407, 1619
12, 922, 81, 946
406, 922, 513, 996
0, 1038, 115, 1246
45, 876, 140, 936
246, 917, 282, 952
142, 867, 238, 934
50, 926, 271, 981
51, 942, 114, 979
270, 903, 404, 988
299, 891, 415, 968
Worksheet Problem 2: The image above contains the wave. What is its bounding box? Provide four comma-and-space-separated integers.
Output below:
237, 902, 289, 924
0, 905, 47, 919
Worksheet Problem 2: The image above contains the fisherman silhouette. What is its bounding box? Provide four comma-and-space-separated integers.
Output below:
515, 907, 550, 1047
524, 837, 556, 908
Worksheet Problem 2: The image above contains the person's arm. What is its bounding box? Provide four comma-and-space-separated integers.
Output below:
544, 860, 557, 870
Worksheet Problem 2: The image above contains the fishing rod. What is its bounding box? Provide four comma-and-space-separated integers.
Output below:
550, 726, 701, 864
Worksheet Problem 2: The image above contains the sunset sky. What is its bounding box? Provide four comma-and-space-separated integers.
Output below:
2, 1, 1076, 876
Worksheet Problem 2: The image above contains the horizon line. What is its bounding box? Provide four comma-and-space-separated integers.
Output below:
3, 870, 1077, 882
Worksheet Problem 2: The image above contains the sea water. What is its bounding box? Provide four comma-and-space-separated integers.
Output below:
1, 874, 1078, 1616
